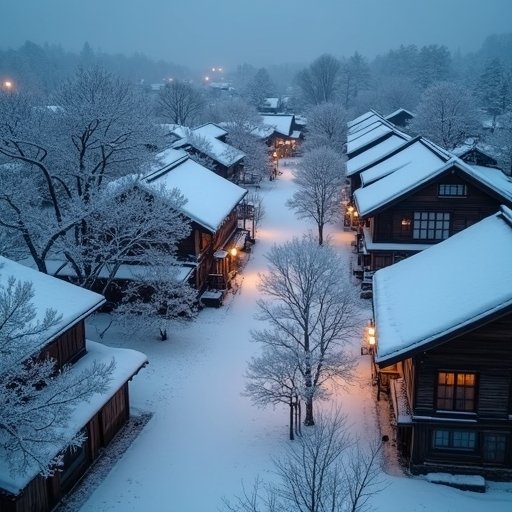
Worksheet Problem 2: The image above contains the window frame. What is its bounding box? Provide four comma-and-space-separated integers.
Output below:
438, 183, 467, 197
432, 429, 477, 451
436, 371, 477, 412
412, 211, 450, 240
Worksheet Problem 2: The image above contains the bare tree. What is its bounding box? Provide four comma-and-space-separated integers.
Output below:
303, 102, 348, 155
0, 272, 114, 477
254, 237, 356, 426
409, 81, 481, 149
157, 80, 204, 126
245, 345, 302, 440
224, 411, 384, 512
287, 147, 345, 245
296, 54, 341, 106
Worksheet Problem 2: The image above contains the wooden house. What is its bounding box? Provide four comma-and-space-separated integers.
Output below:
346, 116, 410, 161
143, 150, 248, 299
171, 124, 245, 182
384, 108, 415, 129
352, 139, 512, 272
371, 206, 512, 480
260, 114, 303, 159
0, 257, 147, 512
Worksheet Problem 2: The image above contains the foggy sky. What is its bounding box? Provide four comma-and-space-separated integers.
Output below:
1, 0, 511, 71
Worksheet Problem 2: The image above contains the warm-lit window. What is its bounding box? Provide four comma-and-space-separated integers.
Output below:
439, 184, 467, 197
413, 212, 450, 240
437, 372, 476, 411
433, 430, 476, 450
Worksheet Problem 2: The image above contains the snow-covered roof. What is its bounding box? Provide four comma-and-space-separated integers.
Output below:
347, 115, 385, 136
385, 108, 414, 121
347, 110, 375, 128
261, 115, 294, 137
346, 123, 394, 155
373, 206, 512, 365
0, 257, 105, 360
464, 164, 512, 202
346, 135, 410, 176
0, 340, 147, 495
362, 226, 434, 253
144, 157, 247, 233
359, 139, 449, 187
150, 148, 188, 173
193, 123, 228, 140
263, 97, 279, 109
173, 134, 245, 167
347, 119, 385, 141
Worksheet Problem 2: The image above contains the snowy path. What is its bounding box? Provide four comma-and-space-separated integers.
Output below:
80, 159, 512, 512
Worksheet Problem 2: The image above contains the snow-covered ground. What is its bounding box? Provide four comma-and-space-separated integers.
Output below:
80, 158, 512, 511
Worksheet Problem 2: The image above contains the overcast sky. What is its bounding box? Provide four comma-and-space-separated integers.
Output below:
1, 0, 510, 71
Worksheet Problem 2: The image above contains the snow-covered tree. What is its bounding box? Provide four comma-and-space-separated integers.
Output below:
223, 411, 383, 512
253, 237, 356, 426
339, 52, 371, 110
296, 54, 341, 105
0, 273, 114, 477
0, 68, 163, 276
244, 68, 275, 107
409, 81, 481, 149
488, 111, 512, 175
114, 258, 198, 341
56, 180, 191, 295
157, 80, 204, 126
287, 147, 345, 245
208, 98, 271, 181
476, 58, 511, 130
415, 45, 452, 89
303, 102, 348, 154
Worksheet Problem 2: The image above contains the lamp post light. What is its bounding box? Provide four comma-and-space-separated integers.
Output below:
3, 80, 13, 92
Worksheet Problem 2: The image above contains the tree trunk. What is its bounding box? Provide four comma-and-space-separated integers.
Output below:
304, 396, 315, 426
318, 223, 323, 246
289, 398, 295, 440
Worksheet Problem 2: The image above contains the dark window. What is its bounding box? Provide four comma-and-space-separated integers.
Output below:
413, 212, 450, 240
483, 434, 507, 463
433, 430, 477, 451
437, 372, 476, 411
439, 184, 467, 197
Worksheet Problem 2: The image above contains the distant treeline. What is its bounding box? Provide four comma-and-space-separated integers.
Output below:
0, 41, 189, 94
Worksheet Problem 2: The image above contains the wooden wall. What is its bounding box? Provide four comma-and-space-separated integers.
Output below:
403, 311, 512, 477
40, 321, 86, 369
0, 384, 132, 512
371, 169, 503, 244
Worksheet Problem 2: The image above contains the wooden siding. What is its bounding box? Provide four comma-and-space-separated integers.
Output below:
371, 169, 503, 244
0, 383, 132, 512
413, 312, 512, 418
100, 383, 129, 446
394, 311, 512, 478
40, 321, 86, 369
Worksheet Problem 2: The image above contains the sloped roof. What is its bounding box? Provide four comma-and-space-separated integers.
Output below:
359, 138, 450, 187
193, 123, 228, 139
346, 135, 410, 176
354, 151, 512, 217
261, 114, 294, 137
385, 108, 415, 121
0, 340, 147, 495
346, 123, 394, 155
144, 157, 247, 233
347, 110, 377, 128
348, 114, 385, 136
0, 256, 105, 362
173, 135, 245, 167
374, 206, 512, 365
